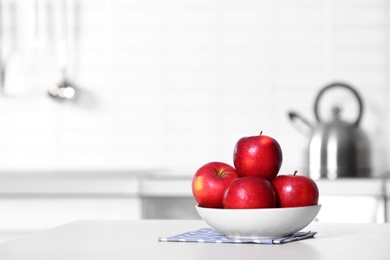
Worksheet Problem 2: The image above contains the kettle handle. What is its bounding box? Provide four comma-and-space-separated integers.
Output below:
314, 82, 363, 126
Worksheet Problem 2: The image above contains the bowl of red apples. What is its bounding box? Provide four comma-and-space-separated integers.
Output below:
192, 132, 321, 239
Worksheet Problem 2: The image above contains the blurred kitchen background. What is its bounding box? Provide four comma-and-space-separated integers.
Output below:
1, 0, 390, 242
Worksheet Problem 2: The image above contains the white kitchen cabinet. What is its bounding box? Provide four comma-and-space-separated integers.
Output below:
315, 179, 386, 223
140, 176, 388, 223
0, 171, 145, 233
140, 176, 199, 219
385, 178, 390, 223
0, 197, 141, 232
0, 172, 388, 240
142, 197, 199, 219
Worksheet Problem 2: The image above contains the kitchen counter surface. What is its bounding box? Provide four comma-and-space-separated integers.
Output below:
0, 170, 155, 196
0, 171, 387, 197
0, 220, 389, 259
141, 176, 388, 196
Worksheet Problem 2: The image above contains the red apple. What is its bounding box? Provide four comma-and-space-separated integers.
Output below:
192, 162, 240, 208
233, 131, 283, 181
223, 176, 276, 209
272, 170, 319, 208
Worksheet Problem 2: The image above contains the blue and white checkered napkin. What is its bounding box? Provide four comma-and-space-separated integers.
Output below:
158, 228, 317, 244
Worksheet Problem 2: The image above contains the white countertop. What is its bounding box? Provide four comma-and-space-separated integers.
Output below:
0, 171, 388, 197
0, 171, 153, 196
0, 220, 389, 259
141, 176, 389, 197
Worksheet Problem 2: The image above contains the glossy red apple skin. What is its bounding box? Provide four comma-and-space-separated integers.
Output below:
222, 176, 276, 209
233, 132, 283, 181
192, 162, 240, 208
272, 171, 319, 208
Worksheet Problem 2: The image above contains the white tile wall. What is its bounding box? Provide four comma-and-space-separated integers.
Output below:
0, 0, 389, 176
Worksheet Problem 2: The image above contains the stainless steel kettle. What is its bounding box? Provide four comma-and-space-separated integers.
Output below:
288, 82, 371, 179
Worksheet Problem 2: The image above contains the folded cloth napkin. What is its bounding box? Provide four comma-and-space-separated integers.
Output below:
158, 228, 317, 245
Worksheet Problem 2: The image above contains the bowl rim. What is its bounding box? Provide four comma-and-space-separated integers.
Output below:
195, 204, 322, 212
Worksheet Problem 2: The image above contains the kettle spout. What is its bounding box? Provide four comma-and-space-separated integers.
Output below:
288, 111, 312, 135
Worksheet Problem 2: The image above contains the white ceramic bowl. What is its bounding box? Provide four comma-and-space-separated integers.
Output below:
196, 204, 321, 239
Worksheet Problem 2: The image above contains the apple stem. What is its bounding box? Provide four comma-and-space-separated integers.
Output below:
293, 170, 298, 176
259, 131, 263, 136
218, 167, 229, 177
